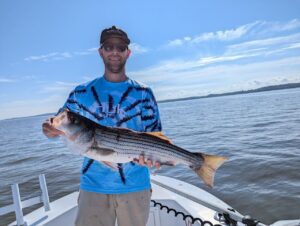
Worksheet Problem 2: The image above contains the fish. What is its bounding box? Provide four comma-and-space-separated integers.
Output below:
49, 109, 227, 187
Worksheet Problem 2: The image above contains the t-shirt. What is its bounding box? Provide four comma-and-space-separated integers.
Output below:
62, 76, 162, 194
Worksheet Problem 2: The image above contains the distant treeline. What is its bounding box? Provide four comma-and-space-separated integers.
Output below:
158, 82, 300, 103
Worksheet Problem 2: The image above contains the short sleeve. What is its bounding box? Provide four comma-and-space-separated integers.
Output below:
58, 86, 87, 115
141, 88, 162, 132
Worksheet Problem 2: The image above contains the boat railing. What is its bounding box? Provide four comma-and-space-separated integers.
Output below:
0, 174, 50, 226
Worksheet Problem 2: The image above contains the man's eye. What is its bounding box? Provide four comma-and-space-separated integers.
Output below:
103, 45, 113, 52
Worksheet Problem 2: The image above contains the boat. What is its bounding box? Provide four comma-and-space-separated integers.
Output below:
1, 174, 299, 226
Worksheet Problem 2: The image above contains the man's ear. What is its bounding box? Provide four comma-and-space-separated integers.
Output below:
98, 47, 103, 58
127, 49, 131, 58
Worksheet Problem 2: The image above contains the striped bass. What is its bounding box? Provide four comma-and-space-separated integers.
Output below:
49, 109, 227, 187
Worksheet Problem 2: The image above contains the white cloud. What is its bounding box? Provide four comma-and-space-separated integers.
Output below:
227, 33, 300, 54
24, 52, 72, 61
265, 18, 300, 33
0, 78, 16, 83
23, 42, 148, 62
130, 54, 300, 100
167, 21, 259, 47
87, 47, 98, 52
40, 81, 80, 93
74, 47, 99, 56
166, 19, 300, 47
129, 43, 149, 54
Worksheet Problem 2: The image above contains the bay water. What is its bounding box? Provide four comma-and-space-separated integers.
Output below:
0, 88, 299, 225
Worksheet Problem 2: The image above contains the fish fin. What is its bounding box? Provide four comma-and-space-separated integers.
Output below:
194, 154, 227, 188
102, 161, 118, 170
145, 132, 173, 144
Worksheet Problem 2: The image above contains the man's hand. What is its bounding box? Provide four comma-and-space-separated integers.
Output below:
42, 118, 64, 138
133, 155, 161, 169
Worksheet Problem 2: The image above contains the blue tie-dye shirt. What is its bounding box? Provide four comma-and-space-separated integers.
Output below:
62, 76, 162, 194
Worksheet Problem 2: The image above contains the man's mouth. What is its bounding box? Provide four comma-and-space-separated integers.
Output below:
109, 57, 121, 61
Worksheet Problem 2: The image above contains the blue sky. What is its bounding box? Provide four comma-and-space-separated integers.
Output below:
0, 0, 300, 120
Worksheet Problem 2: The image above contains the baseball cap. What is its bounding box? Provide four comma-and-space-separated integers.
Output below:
100, 26, 130, 45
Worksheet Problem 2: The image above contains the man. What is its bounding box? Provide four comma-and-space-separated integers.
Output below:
42, 26, 162, 226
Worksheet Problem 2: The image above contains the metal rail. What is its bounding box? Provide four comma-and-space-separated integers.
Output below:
0, 174, 50, 226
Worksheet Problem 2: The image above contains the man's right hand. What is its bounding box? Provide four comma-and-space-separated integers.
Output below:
42, 118, 63, 138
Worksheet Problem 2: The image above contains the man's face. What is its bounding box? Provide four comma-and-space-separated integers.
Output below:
99, 37, 130, 74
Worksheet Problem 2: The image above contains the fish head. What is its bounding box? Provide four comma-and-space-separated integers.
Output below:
50, 109, 85, 137
50, 109, 95, 155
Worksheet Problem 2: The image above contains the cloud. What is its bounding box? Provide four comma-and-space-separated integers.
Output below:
131, 37, 298, 78
166, 19, 300, 47
23, 42, 149, 61
73, 47, 98, 56
129, 49, 300, 100
227, 33, 300, 54
264, 18, 300, 33
129, 43, 148, 54
166, 21, 259, 47
40, 81, 80, 93
0, 78, 16, 83
24, 52, 72, 61
140, 32, 300, 77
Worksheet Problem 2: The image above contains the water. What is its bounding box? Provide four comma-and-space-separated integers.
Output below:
1, 88, 300, 225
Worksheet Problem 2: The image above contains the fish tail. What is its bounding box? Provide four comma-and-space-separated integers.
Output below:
194, 154, 227, 188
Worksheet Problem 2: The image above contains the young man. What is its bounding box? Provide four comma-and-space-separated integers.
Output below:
42, 26, 162, 226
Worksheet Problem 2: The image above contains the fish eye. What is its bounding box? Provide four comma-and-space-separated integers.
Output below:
69, 115, 79, 124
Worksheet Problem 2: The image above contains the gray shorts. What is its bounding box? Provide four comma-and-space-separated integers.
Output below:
75, 189, 152, 226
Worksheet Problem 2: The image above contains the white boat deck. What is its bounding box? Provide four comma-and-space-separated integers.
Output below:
6, 175, 229, 226
4, 175, 300, 226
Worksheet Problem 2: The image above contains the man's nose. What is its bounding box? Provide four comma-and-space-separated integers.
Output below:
111, 48, 119, 55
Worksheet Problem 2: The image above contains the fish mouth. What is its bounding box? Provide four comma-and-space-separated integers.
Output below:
50, 110, 68, 129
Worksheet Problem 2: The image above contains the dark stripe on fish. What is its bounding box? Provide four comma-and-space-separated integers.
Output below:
97, 134, 200, 165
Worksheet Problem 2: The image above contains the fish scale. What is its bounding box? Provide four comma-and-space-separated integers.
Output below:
94, 128, 203, 166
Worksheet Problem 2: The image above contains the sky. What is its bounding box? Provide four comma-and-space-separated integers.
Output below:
0, 0, 300, 120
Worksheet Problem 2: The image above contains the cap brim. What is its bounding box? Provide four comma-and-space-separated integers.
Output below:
102, 35, 130, 44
